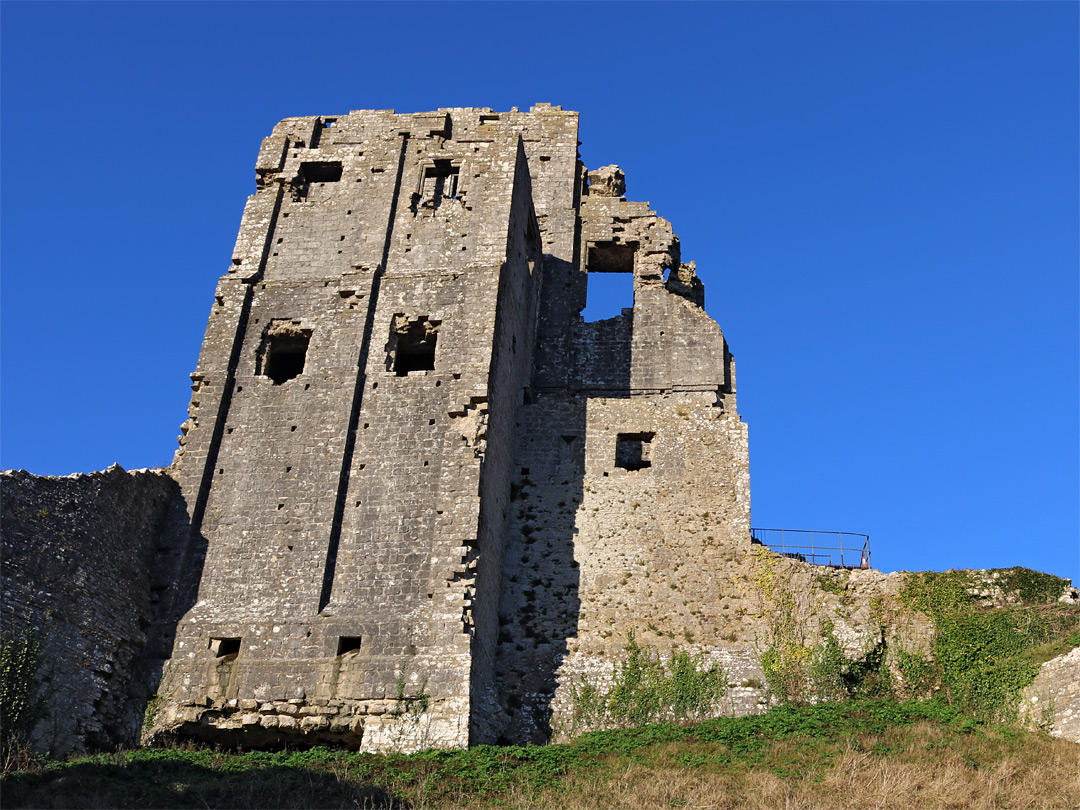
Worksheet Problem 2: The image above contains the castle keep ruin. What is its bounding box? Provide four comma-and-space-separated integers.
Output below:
4, 105, 1078, 757
138, 105, 749, 750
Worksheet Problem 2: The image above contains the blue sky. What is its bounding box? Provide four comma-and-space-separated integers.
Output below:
2, 2, 1077, 583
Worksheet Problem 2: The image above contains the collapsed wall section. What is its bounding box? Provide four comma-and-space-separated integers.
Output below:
490, 164, 753, 743
0, 467, 177, 755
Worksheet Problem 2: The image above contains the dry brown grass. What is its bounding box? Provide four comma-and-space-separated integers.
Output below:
519, 723, 1080, 810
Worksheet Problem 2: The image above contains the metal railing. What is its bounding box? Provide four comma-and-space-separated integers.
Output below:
750, 528, 871, 569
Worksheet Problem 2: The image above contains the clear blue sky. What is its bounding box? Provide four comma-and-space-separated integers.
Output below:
2, 2, 1077, 584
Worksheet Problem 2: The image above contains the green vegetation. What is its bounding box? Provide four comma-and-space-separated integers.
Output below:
393, 671, 430, 721
1, 624, 45, 772
566, 632, 727, 736
750, 558, 1078, 722
899, 569, 1080, 721
4, 700, 1077, 809
4, 564, 1077, 807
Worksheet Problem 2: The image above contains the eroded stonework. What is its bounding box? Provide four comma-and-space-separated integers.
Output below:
134, 105, 751, 751
4, 106, 1077, 755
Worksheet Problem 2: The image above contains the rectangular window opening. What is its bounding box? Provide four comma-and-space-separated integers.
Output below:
583, 271, 633, 322
210, 637, 241, 658
390, 315, 439, 375
300, 161, 343, 183
582, 241, 637, 321
615, 432, 654, 471
260, 321, 312, 385
419, 160, 459, 210
337, 636, 363, 655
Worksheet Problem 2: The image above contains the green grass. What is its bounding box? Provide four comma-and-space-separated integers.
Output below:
5, 700, 1075, 809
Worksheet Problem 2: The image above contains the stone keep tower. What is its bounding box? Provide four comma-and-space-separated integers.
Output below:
152, 105, 749, 751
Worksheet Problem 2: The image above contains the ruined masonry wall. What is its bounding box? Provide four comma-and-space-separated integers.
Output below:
1021, 647, 1080, 742
155, 108, 567, 752
0, 467, 177, 755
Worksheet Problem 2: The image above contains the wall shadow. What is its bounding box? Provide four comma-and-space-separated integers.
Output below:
491, 252, 633, 744
3, 759, 403, 809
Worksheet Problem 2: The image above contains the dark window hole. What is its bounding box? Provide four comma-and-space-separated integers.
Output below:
615, 432, 654, 471
390, 315, 439, 375
260, 322, 311, 384
300, 161, 343, 183
337, 636, 362, 655
210, 637, 241, 658
418, 160, 459, 210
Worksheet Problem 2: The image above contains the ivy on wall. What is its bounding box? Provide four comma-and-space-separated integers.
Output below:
899, 569, 1079, 721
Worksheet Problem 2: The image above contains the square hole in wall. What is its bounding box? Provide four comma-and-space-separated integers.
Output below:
418, 160, 459, 210
337, 636, 362, 655
583, 272, 633, 322
259, 321, 312, 384
300, 161, 343, 183
582, 241, 637, 322
389, 315, 440, 375
615, 432, 654, 471
210, 637, 241, 658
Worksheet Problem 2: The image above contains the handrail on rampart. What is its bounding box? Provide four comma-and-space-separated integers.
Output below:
750, 527, 871, 570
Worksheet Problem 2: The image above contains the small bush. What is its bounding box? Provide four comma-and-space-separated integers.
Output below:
567, 632, 727, 736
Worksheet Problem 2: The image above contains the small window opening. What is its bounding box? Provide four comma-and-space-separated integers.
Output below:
419, 160, 459, 210
210, 637, 241, 658
582, 241, 636, 322
300, 161, 343, 183
390, 315, 439, 375
615, 432, 654, 471
259, 321, 311, 384
337, 636, 362, 655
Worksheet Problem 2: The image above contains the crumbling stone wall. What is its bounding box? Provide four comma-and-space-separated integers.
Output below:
1021, 647, 1080, 741
152, 107, 571, 752
0, 466, 177, 754
5, 106, 1078, 755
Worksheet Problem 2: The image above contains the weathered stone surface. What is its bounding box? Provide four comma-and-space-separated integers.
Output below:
143, 105, 756, 751
586, 165, 625, 197
0, 466, 177, 754
4, 106, 1076, 755
1021, 647, 1080, 741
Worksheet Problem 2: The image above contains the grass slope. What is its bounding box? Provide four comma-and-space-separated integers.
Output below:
4, 700, 1078, 809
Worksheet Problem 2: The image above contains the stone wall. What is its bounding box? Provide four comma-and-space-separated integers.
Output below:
152, 107, 571, 752
0, 466, 177, 754
10, 106, 1074, 757
1021, 647, 1080, 742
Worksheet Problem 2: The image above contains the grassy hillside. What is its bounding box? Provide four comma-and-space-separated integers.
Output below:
4, 700, 1078, 809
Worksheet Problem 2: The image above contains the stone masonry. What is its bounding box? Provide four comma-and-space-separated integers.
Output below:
139, 105, 749, 751
1, 466, 177, 754
3, 106, 1076, 755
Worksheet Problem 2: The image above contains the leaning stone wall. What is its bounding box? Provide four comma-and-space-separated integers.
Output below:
0, 466, 177, 755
